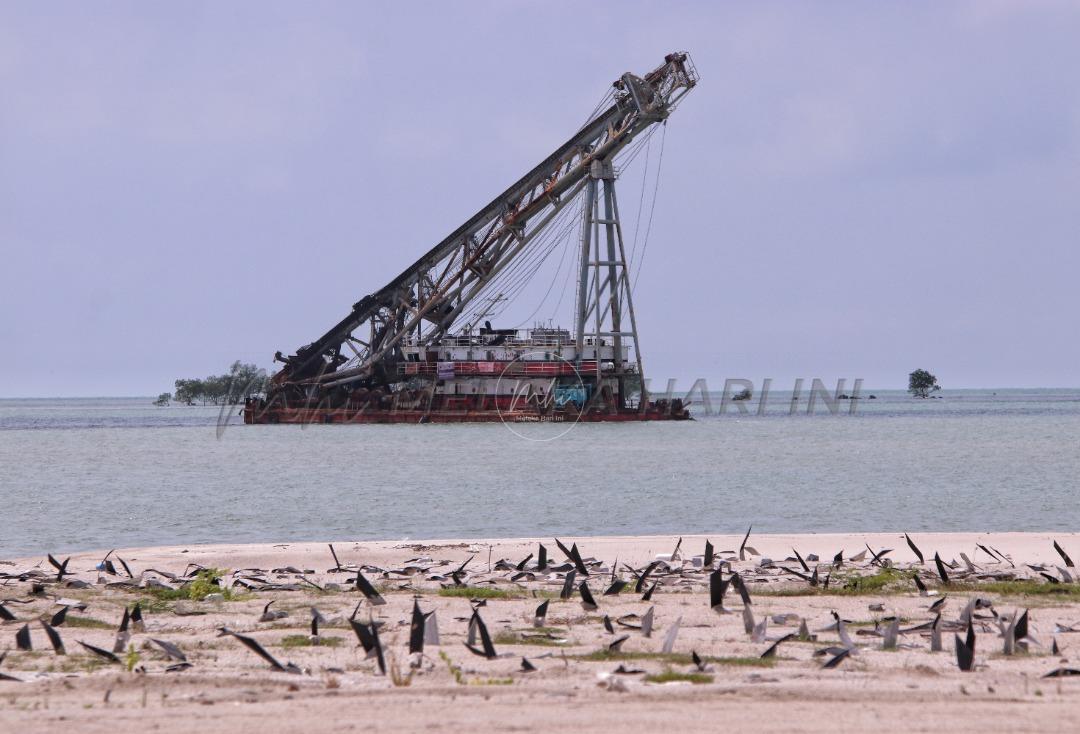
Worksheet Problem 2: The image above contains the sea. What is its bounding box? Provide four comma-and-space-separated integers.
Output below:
1, 389, 1078, 557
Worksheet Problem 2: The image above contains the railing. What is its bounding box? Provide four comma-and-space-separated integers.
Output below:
401, 361, 596, 377
403, 337, 572, 348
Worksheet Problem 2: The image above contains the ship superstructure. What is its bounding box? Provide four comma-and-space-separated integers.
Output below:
245, 53, 697, 424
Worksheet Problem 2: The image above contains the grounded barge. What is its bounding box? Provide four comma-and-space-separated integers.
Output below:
245, 53, 697, 425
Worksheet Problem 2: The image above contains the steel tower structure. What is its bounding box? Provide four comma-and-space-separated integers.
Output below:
262, 52, 697, 416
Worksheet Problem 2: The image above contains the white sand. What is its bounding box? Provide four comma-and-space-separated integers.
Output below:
2, 531, 1079, 733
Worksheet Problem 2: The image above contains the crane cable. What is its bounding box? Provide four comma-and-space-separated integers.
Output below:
626, 128, 653, 273
550, 123, 658, 329
456, 107, 664, 334
507, 196, 583, 328
631, 122, 666, 295
453, 192, 584, 329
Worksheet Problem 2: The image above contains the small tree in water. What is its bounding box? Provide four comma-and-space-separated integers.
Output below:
171, 362, 267, 405
908, 369, 941, 398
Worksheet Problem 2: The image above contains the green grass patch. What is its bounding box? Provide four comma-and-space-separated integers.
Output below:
135, 596, 174, 614
756, 567, 913, 597
839, 567, 908, 593
571, 650, 692, 664
438, 651, 513, 686
753, 587, 822, 597
185, 568, 232, 600
957, 580, 1080, 598
712, 656, 777, 668
645, 669, 714, 684
440, 651, 466, 685
49, 656, 109, 674
437, 586, 521, 600
570, 650, 774, 667
141, 568, 248, 603
141, 587, 189, 602
280, 634, 343, 648
756, 571, 1080, 599
493, 631, 567, 647
530, 590, 561, 599
847, 616, 910, 628
64, 616, 113, 630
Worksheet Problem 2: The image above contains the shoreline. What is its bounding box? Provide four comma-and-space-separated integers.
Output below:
12, 530, 1078, 570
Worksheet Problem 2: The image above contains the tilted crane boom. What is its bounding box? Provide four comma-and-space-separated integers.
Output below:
269, 52, 697, 406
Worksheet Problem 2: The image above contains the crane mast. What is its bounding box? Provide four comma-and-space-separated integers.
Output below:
250, 52, 697, 424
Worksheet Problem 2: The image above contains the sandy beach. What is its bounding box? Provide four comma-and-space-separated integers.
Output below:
2, 532, 1079, 733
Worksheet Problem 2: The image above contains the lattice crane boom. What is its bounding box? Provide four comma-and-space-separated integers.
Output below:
272, 52, 697, 399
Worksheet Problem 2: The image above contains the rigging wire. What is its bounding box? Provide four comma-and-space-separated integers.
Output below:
631, 122, 666, 294
478, 202, 578, 304
578, 88, 616, 132
452, 190, 585, 330
450, 209, 571, 326
439, 91, 665, 338
626, 129, 653, 270
508, 196, 583, 328
542, 127, 656, 330
422, 88, 620, 337
548, 207, 584, 324
487, 202, 584, 323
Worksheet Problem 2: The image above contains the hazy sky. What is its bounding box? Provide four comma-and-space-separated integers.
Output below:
2, 1, 1079, 397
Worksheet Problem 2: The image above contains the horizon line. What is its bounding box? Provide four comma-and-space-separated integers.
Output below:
3, 385, 1080, 400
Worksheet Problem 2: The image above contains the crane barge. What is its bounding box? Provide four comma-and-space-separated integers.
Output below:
244, 52, 697, 424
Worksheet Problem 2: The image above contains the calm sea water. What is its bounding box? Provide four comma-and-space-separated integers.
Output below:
1, 390, 1078, 557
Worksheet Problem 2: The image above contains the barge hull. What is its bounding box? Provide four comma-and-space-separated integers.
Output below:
243, 406, 689, 425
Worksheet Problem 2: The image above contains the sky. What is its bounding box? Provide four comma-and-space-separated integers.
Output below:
2, 1, 1079, 397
